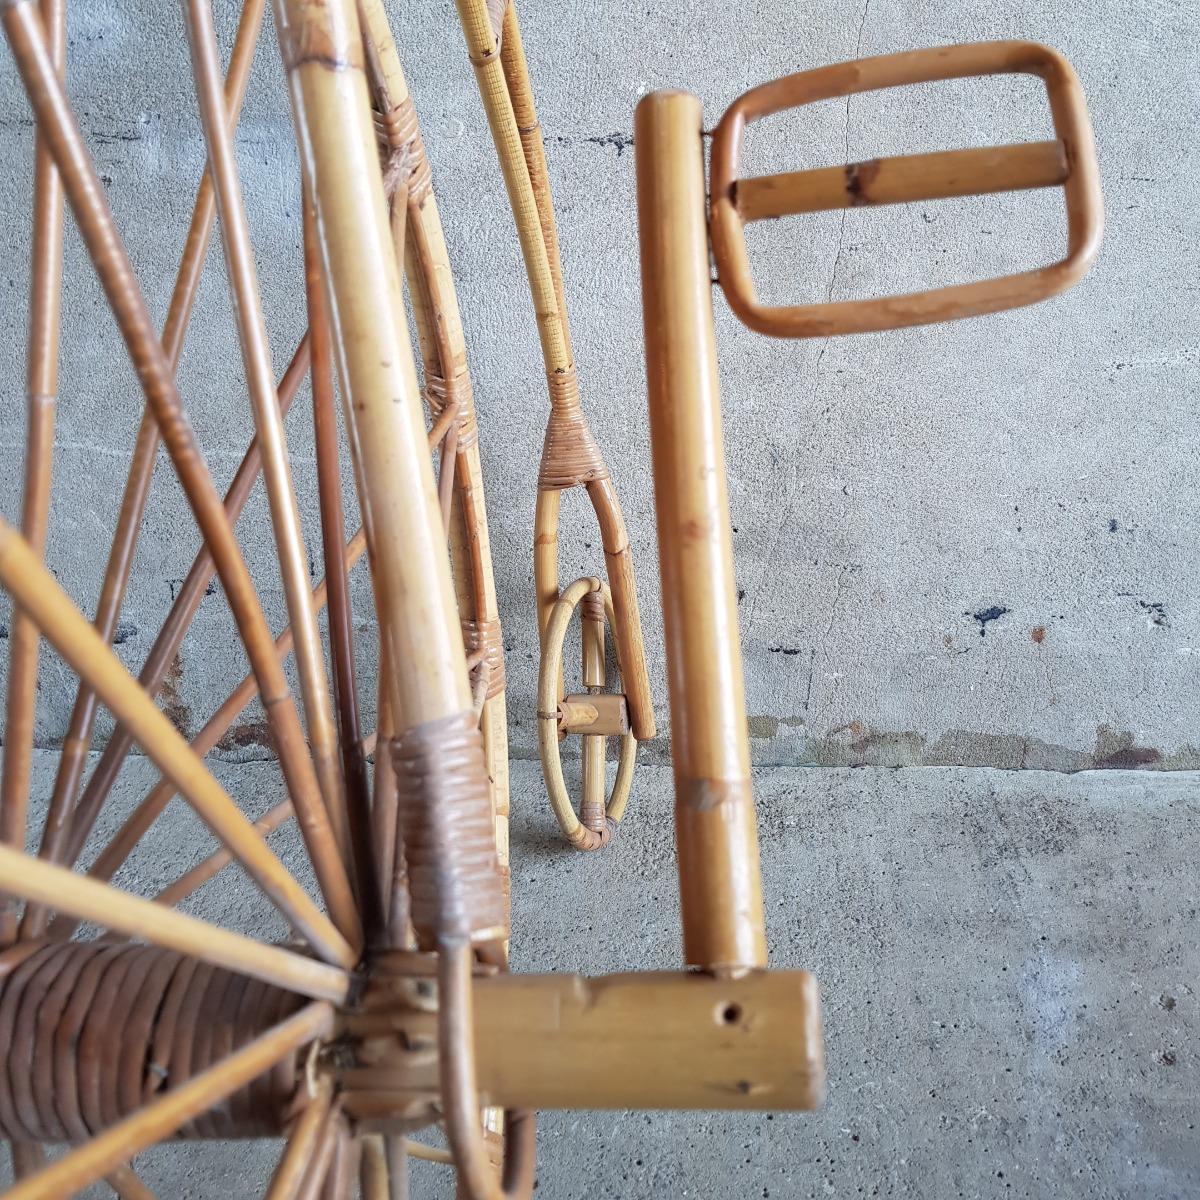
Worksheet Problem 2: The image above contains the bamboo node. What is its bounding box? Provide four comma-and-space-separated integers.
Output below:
391, 712, 508, 947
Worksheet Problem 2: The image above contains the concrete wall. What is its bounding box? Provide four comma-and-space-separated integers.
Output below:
1, 0, 1196, 771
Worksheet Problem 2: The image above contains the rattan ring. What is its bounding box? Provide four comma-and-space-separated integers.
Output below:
537, 577, 637, 851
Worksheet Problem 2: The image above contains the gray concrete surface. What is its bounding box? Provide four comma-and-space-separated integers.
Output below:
1, 1, 1197, 770
3, 754, 1198, 1198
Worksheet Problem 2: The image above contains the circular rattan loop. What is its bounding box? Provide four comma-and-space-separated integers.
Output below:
537, 576, 637, 851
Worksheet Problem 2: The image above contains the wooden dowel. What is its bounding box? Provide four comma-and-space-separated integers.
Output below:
294, 1109, 343, 1200
22, 332, 311, 942
184, 0, 351, 874
105, 1164, 157, 1200
1, 0, 362, 956
0, 845, 350, 1003
151, 796, 292, 910
265, 1083, 335, 1200
305, 191, 380, 939
736, 140, 1068, 221
24, 0, 270, 912
635, 91, 767, 972
0, 0, 66, 948
4, 1002, 334, 1200
0, 520, 354, 969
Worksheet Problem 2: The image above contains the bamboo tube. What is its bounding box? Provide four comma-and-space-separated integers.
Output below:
265, 1083, 335, 1200
105, 1164, 157, 1200
276, 0, 470, 731
182, 0, 351, 872
293, 1106, 342, 1200
359, 1135, 390, 1200
0, 0, 65, 949
358, 0, 513, 900
22, 333, 311, 942
305, 193, 380, 939
3, 1002, 334, 1200
0, 846, 349, 1002
736, 140, 1068, 221
635, 91, 767, 973
1, 0, 362, 953
0, 520, 354, 969
25, 0, 269, 909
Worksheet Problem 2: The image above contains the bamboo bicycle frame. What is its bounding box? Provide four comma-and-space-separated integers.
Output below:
0, 0, 1100, 1193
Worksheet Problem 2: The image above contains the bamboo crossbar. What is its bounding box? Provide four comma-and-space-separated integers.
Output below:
735, 139, 1069, 220
2, 1002, 333, 1200
0, 518, 354, 968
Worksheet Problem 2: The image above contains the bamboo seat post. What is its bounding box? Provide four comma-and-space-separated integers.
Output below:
635, 90, 768, 975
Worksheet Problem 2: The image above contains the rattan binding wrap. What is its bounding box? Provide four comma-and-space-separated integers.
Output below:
374, 95, 433, 204
462, 616, 505, 700
391, 712, 508, 948
427, 369, 480, 451
537, 368, 611, 490
0, 940, 302, 1143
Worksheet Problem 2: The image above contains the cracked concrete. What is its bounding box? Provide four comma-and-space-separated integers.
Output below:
0, 0, 1196, 773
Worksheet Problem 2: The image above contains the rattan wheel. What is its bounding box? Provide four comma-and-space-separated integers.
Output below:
536, 578, 638, 851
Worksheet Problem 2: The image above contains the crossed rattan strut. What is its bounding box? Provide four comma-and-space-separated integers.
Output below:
0, 0, 1101, 1195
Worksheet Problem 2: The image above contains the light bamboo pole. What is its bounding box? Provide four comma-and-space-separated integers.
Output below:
358, 0, 512, 900
0, 847, 349, 1002
3, 1002, 334, 1200
265, 1082, 335, 1200
274, 0, 476, 736
1, 0, 362, 954
104, 1164, 157, 1200
22, 333, 312, 942
0, 519, 354, 969
182, 0, 351, 872
634, 91, 767, 973
0, 0, 65, 950
25, 0, 268, 906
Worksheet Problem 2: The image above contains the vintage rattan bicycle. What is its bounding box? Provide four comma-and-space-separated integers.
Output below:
0, 0, 1101, 1194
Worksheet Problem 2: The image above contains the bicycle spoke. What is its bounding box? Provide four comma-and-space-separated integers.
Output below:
304, 193, 380, 938
26, 0, 269, 918
0, 0, 66, 949
53, 529, 370, 935
182, 0, 351, 874
3, 1002, 333, 1200
22, 333, 311, 941
2, 0, 363, 954
0, 521, 353, 967
105, 1163, 157, 1200
0, 847, 349, 1003
264, 1080, 334, 1200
